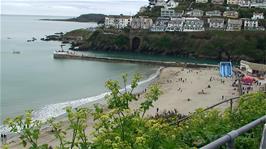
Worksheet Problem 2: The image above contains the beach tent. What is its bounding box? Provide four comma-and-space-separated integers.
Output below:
242, 75, 254, 85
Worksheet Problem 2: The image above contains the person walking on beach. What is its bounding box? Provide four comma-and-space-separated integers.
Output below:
4, 134, 7, 144
1, 134, 3, 144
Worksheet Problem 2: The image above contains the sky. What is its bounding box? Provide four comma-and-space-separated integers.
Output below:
1, 0, 149, 16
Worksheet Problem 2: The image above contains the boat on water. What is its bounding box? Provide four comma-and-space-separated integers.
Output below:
27, 37, 37, 42
12, 51, 21, 54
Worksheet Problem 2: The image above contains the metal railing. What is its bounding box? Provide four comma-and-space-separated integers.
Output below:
261, 124, 266, 149
175, 96, 240, 125
174, 92, 266, 148
201, 115, 266, 149
176, 92, 266, 125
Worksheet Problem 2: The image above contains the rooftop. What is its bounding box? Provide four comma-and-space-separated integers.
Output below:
208, 18, 224, 23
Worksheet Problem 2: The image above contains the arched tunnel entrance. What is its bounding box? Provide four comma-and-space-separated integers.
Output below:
132, 37, 141, 50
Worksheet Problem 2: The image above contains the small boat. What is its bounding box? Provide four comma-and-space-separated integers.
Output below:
12, 51, 21, 54
27, 37, 37, 42
32, 37, 37, 41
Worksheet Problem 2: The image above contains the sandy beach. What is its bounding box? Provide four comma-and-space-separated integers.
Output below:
131, 67, 238, 116
3, 66, 239, 148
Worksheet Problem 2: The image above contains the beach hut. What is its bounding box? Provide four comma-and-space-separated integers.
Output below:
240, 60, 266, 77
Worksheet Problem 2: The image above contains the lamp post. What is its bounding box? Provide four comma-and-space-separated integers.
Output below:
263, 49, 266, 64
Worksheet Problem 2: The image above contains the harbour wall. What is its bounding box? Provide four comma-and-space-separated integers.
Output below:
53, 53, 218, 68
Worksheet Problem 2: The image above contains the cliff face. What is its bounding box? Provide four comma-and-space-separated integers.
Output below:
72, 29, 266, 63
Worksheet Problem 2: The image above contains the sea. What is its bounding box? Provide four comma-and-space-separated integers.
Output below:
0, 15, 160, 133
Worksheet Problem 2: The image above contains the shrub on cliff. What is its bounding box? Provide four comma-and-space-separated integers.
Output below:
64, 29, 92, 40
114, 35, 129, 47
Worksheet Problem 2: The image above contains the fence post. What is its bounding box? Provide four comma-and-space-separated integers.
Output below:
230, 99, 233, 113
227, 139, 234, 149
238, 77, 242, 96
260, 123, 266, 149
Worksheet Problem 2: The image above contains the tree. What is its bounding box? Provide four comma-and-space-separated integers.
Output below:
256, 36, 266, 64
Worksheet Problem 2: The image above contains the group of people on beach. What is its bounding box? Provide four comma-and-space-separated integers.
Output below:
242, 86, 253, 94
186, 69, 233, 101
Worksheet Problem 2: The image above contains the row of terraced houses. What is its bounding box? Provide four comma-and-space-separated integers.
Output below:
104, 0, 265, 32
104, 11, 264, 32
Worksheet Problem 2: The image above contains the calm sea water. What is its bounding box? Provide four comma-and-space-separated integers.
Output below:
0, 15, 158, 125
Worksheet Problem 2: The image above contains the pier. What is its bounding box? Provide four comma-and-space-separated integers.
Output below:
53, 51, 218, 68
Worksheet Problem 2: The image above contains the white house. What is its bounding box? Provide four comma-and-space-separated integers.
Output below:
186, 9, 204, 17
208, 18, 225, 30
149, 0, 179, 8
131, 18, 141, 29
223, 11, 239, 18
251, 0, 265, 3
165, 0, 179, 8
252, 12, 264, 20
227, 0, 239, 5
141, 17, 153, 29
238, 0, 251, 7
183, 18, 205, 32
131, 16, 153, 30
250, 0, 266, 8
161, 8, 176, 17
150, 17, 170, 32
196, 0, 208, 3
105, 15, 132, 29
226, 19, 242, 31
166, 18, 184, 32
243, 19, 259, 30
205, 10, 222, 17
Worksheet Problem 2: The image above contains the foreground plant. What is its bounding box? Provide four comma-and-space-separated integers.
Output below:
91, 73, 170, 148
4, 110, 48, 149
48, 107, 91, 149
